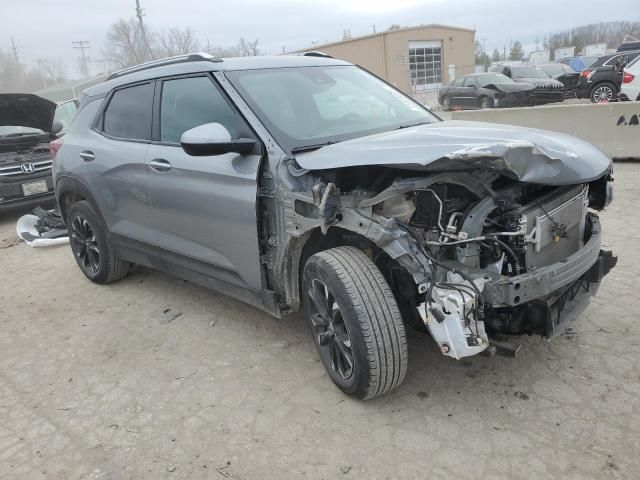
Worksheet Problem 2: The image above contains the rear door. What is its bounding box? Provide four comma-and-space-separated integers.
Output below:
446, 77, 465, 107
146, 74, 263, 290
87, 82, 155, 244
460, 76, 479, 107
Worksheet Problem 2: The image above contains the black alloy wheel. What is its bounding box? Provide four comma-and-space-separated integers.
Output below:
70, 215, 101, 275
308, 278, 354, 380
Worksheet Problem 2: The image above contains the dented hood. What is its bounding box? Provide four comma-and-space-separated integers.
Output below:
295, 120, 612, 185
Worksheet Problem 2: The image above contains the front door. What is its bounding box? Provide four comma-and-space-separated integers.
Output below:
146, 75, 263, 290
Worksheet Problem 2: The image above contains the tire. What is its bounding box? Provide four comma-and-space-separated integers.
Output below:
67, 200, 130, 284
479, 96, 492, 109
590, 82, 617, 103
441, 96, 451, 111
302, 247, 408, 400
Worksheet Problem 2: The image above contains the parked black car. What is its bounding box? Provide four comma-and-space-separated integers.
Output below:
576, 64, 625, 103
438, 73, 535, 110
489, 64, 564, 104
0, 94, 76, 212
537, 63, 580, 97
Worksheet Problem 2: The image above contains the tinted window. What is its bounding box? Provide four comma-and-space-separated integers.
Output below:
160, 76, 246, 144
476, 74, 514, 87
103, 83, 153, 140
451, 78, 464, 87
463, 76, 477, 87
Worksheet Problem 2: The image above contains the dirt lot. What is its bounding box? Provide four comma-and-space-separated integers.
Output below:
1, 163, 639, 480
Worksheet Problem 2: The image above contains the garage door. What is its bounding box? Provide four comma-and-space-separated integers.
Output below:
409, 40, 442, 91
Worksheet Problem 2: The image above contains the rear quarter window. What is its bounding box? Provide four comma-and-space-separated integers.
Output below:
102, 83, 154, 140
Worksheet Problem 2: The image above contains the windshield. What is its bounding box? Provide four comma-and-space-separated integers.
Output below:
476, 73, 514, 86
0, 126, 47, 138
510, 66, 550, 79
226, 65, 438, 153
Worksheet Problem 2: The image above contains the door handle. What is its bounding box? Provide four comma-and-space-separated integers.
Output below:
79, 150, 95, 162
148, 158, 172, 172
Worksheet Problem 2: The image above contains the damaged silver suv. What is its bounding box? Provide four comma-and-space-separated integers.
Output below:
53, 53, 616, 399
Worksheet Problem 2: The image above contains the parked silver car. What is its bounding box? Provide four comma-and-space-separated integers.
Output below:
53, 53, 616, 399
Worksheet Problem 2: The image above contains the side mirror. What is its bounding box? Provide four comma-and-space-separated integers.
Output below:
51, 120, 64, 135
180, 122, 256, 156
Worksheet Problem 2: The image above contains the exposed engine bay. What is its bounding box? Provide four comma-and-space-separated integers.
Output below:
282, 164, 616, 360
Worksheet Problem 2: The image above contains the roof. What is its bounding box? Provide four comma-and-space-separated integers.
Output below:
83, 55, 351, 98
289, 24, 475, 53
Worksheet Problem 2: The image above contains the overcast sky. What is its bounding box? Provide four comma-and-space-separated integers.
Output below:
2, 0, 637, 77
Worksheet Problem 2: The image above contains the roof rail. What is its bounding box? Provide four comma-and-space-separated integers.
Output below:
303, 51, 334, 59
106, 52, 222, 81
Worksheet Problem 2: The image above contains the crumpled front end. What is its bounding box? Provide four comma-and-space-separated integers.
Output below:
282, 135, 616, 359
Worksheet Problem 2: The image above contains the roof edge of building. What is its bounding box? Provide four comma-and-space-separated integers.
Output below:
288, 23, 475, 54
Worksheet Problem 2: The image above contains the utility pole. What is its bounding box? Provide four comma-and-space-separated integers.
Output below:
72, 41, 91, 78
10, 37, 19, 63
481, 37, 487, 54
135, 0, 154, 60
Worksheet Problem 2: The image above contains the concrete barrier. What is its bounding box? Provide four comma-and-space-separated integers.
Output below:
450, 102, 640, 159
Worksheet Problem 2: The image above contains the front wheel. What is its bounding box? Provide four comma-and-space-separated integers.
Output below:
303, 247, 408, 400
591, 82, 617, 103
440, 96, 451, 111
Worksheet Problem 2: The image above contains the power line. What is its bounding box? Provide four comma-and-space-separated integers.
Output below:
72, 41, 91, 78
10, 37, 19, 63
135, 0, 155, 60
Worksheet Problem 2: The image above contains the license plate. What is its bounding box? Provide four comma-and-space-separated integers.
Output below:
21, 180, 48, 197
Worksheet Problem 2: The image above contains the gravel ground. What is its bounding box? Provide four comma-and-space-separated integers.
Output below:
0, 163, 639, 480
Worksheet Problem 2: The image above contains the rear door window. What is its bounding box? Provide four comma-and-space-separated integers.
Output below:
463, 77, 477, 87
103, 83, 154, 140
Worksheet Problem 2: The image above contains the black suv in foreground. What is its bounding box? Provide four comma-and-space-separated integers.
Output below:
53, 53, 615, 399
0, 94, 76, 211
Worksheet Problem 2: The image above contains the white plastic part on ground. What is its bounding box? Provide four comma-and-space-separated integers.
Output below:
16, 214, 69, 247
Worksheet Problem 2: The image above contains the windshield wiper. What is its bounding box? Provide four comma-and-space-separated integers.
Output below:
290, 140, 340, 155
393, 121, 432, 130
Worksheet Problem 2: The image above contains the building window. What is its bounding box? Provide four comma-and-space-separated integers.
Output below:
409, 41, 442, 90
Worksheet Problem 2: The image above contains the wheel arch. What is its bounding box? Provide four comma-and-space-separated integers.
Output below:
55, 175, 104, 224
278, 226, 416, 316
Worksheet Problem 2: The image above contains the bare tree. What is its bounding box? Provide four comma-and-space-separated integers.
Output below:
35, 58, 67, 86
237, 37, 260, 57
103, 18, 155, 69
158, 27, 199, 57
547, 21, 640, 54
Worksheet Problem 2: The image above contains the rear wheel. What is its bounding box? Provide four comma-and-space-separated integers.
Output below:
67, 201, 130, 284
303, 247, 408, 400
591, 82, 617, 103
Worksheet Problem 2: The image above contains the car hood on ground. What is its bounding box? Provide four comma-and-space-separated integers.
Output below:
0, 93, 56, 133
485, 82, 535, 93
295, 120, 612, 185
514, 77, 564, 89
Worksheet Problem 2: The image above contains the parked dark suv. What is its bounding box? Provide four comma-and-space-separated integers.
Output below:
53, 53, 616, 399
0, 94, 76, 211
